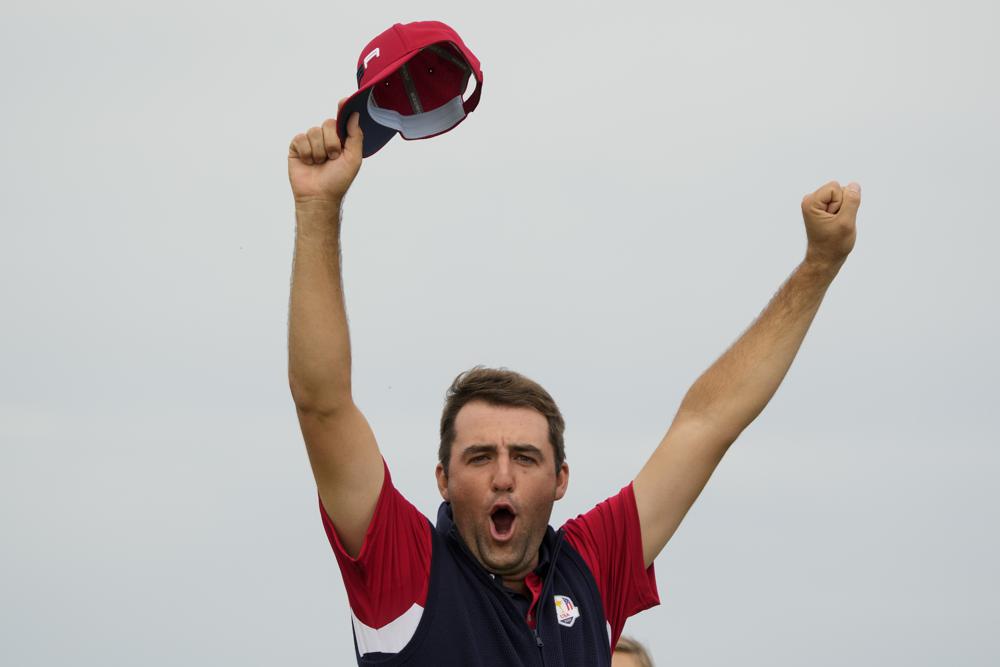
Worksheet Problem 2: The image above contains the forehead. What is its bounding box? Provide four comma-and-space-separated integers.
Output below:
453, 401, 550, 451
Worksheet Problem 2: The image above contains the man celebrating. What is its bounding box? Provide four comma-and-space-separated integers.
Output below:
287, 107, 861, 665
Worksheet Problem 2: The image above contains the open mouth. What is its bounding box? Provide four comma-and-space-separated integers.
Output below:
489, 504, 517, 541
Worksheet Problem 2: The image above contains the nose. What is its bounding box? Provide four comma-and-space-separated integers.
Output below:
491, 457, 514, 493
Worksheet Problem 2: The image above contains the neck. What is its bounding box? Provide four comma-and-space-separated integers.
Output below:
501, 575, 529, 596
494, 552, 538, 596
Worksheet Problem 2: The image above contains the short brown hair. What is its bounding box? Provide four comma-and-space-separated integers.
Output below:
615, 635, 654, 667
439, 366, 565, 474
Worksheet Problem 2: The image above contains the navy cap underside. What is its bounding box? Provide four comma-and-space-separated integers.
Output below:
338, 90, 397, 158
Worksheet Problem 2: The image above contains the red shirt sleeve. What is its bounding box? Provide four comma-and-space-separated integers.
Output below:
319, 459, 432, 629
560, 482, 660, 647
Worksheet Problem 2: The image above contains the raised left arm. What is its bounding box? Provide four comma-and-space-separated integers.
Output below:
633, 180, 862, 567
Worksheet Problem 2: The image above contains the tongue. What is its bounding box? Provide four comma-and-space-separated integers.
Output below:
492, 510, 514, 535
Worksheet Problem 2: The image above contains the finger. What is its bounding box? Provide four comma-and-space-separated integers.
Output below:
343, 112, 364, 157
803, 180, 841, 215
289, 133, 313, 165
307, 126, 327, 164
819, 180, 842, 213
322, 118, 342, 159
826, 185, 844, 215
839, 181, 862, 218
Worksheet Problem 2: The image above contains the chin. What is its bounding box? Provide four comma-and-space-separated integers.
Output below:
477, 536, 528, 575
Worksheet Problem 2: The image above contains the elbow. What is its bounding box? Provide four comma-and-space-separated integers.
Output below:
673, 409, 743, 449
288, 371, 353, 415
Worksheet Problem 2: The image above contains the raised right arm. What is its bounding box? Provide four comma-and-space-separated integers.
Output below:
287, 108, 383, 557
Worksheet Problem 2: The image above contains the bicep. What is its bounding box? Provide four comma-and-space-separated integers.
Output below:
632, 418, 734, 567
297, 401, 384, 557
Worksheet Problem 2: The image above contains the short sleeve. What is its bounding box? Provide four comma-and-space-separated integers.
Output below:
560, 482, 660, 647
319, 460, 432, 631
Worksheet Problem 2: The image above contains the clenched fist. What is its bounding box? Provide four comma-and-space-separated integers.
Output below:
801, 180, 861, 267
288, 98, 364, 206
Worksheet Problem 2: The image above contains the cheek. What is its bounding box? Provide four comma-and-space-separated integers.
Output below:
447, 471, 486, 506
520, 477, 559, 512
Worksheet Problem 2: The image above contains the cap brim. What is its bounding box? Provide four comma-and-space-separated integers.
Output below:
337, 89, 398, 158
337, 48, 422, 159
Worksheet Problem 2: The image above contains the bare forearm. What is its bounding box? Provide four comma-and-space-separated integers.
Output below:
677, 258, 842, 440
287, 201, 353, 411
633, 182, 860, 567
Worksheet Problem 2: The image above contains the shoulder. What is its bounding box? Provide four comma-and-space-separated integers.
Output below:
559, 483, 660, 647
320, 462, 433, 634
561, 482, 640, 556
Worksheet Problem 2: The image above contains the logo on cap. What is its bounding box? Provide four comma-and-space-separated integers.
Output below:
363, 47, 380, 69
553, 595, 581, 628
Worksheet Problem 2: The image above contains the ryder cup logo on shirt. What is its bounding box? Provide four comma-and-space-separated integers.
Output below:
553, 595, 581, 628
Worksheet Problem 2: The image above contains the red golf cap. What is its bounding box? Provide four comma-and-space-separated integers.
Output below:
337, 21, 483, 157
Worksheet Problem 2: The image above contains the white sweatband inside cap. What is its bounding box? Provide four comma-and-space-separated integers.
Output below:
367, 92, 467, 139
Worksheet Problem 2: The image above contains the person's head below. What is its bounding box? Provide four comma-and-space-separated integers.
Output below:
612, 635, 654, 667
435, 366, 569, 581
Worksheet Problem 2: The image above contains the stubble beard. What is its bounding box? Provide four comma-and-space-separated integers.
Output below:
473, 519, 540, 577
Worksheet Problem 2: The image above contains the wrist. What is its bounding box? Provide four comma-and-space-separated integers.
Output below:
804, 247, 847, 272
801, 252, 845, 281
295, 196, 343, 212
295, 198, 343, 226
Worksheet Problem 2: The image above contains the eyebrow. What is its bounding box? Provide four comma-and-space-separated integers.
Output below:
461, 444, 546, 460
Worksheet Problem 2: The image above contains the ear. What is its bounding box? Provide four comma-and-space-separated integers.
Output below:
554, 462, 569, 501
435, 463, 450, 502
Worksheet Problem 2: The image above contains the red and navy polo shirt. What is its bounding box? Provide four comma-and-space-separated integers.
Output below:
320, 461, 659, 665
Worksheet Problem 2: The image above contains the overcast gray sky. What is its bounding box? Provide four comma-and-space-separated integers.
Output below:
2, 0, 998, 664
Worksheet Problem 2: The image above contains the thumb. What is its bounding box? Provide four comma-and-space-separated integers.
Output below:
344, 112, 364, 157
839, 181, 862, 218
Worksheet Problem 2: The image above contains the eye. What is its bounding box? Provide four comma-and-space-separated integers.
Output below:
469, 454, 489, 464
515, 454, 535, 464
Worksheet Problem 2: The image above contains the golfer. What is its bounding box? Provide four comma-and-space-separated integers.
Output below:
286, 106, 861, 666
